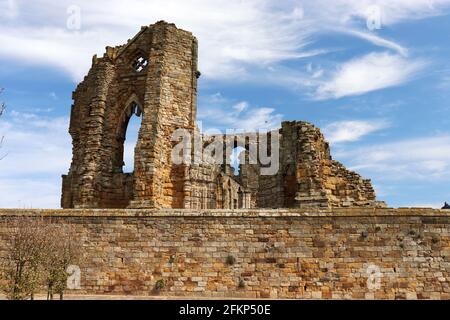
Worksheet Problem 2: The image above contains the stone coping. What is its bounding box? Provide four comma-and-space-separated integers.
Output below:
0, 208, 448, 218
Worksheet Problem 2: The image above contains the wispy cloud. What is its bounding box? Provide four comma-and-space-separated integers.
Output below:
302, 0, 450, 26
343, 29, 409, 57
315, 52, 426, 99
0, 0, 18, 19
0, 0, 313, 82
0, 0, 449, 86
407, 202, 443, 209
323, 119, 389, 143
198, 93, 283, 132
0, 110, 71, 208
0, 178, 62, 209
335, 135, 450, 181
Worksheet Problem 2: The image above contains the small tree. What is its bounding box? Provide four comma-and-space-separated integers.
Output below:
0, 218, 82, 300
44, 224, 81, 300
0, 218, 50, 300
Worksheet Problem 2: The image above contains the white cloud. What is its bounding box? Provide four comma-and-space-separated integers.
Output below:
0, 0, 18, 19
232, 102, 249, 114
0, 27, 114, 82
343, 29, 409, 57
0, 111, 71, 208
0, 178, 62, 209
335, 135, 450, 180
198, 93, 283, 132
407, 203, 443, 209
302, 0, 450, 27
0, 0, 448, 84
323, 120, 389, 143
315, 52, 426, 99
0, 0, 314, 82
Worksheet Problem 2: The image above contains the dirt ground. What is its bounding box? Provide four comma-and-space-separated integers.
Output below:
0, 294, 248, 300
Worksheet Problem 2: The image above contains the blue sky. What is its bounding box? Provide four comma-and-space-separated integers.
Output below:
0, 0, 449, 208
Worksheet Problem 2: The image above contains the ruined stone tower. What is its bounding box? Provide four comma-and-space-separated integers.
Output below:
62, 21, 382, 209
62, 21, 198, 209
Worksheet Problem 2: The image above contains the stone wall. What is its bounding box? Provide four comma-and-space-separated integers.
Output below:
237, 122, 380, 208
0, 208, 449, 299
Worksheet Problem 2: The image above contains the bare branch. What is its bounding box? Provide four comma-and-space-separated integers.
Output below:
0, 218, 82, 300
43, 224, 82, 300
0, 217, 49, 300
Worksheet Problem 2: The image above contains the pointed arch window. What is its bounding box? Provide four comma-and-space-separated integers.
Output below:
114, 101, 143, 173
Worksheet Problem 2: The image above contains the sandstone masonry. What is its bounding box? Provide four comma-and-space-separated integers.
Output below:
0, 208, 449, 299
61, 21, 382, 210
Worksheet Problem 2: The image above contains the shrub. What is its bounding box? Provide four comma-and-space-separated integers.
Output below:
226, 255, 236, 266
155, 279, 166, 291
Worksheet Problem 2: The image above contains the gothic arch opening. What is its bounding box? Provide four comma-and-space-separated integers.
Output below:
114, 100, 142, 173
230, 146, 246, 176
123, 112, 141, 173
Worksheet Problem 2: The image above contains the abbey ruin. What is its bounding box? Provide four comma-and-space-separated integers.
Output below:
61, 21, 382, 210
1, 22, 449, 300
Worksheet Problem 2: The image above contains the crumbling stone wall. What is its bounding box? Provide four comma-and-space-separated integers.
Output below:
63, 21, 200, 209
62, 21, 381, 210
235, 122, 380, 208
0, 208, 449, 299
281, 121, 377, 208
